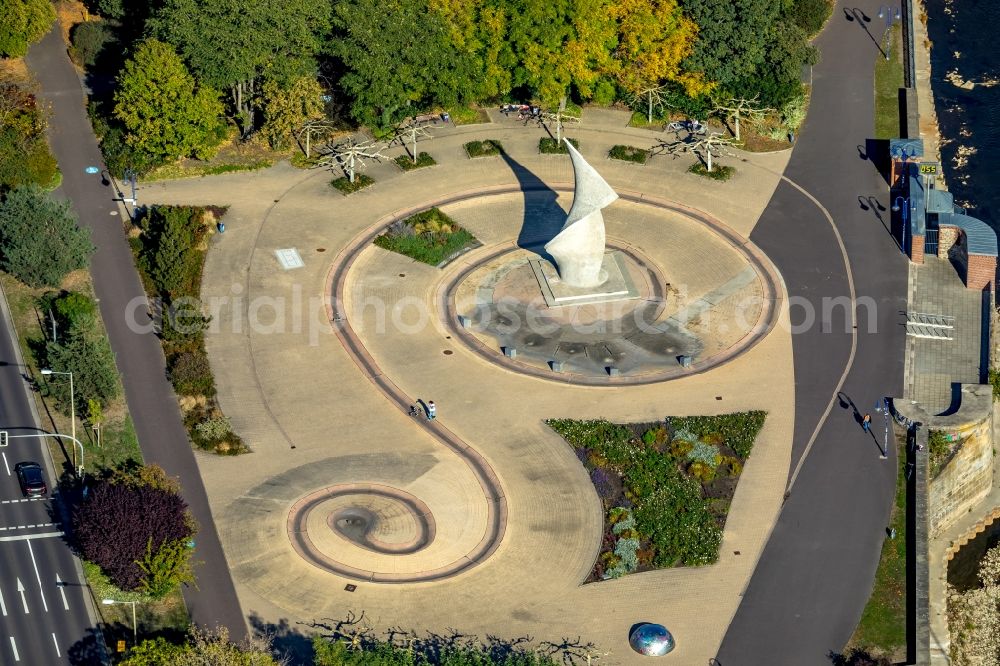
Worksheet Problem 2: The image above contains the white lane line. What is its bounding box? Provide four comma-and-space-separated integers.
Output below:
0, 585, 6, 616
0, 524, 58, 532
9, 636, 18, 662
51, 633, 60, 657
0, 532, 63, 542
2, 452, 8, 476
0, 499, 44, 504
56, 575, 68, 611
26, 541, 48, 612
15, 579, 27, 614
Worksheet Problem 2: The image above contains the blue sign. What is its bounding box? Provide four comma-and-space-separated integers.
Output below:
84, 166, 100, 174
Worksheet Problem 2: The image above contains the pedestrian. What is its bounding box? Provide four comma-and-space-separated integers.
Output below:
427, 400, 436, 420
862, 413, 872, 433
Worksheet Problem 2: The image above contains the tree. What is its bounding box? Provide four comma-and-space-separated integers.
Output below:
0, 185, 93, 288
657, 131, 737, 172
150, 0, 330, 136
44, 328, 121, 411
119, 637, 186, 665
114, 40, 226, 166
608, 0, 708, 109
331, 0, 477, 128
712, 95, 773, 141
0, 0, 55, 58
316, 137, 388, 183
257, 76, 325, 150
137, 537, 195, 599
72, 474, 195, 591
137, 206, 207, 300
121, 628, 281, 665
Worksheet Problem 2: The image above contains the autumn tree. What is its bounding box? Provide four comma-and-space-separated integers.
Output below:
257, 76, 325, 150
150, 0, 330, 136
609, 0, 710, 121
0, 185, 93, 288
114, 40, 226, 165
0, 0, 55, 58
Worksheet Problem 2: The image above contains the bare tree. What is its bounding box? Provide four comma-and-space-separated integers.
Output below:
315, 137, 389, 183
656, 131, 737, 173
712, 95, 774, 141
628, 84, 671, 124
393, 122, 434, 164
541, 99, 581, 143
295, 119, 336, 158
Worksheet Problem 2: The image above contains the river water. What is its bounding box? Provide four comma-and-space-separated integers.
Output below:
924, 0, 1000, 229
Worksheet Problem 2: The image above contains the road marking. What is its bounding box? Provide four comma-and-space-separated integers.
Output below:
51, 633, 60, 657
9, 636, 18, 661
2, 452, 8, 476
0, 523, 58, 532
0, 532, 64, 542
0, 499, 44, 504
26, 541, 48, 612
15, 579, 27, 614
0, 585, 6, 616
56, 575, 68, 610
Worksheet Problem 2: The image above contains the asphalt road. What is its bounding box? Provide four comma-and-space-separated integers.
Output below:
717, 2, 908, 664
25, 28, 248, 640
0, 290, 104, 664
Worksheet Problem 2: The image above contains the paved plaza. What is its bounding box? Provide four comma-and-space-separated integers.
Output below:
142, 111, 801, 663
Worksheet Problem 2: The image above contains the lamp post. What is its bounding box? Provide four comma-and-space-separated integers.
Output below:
41, 369, 75, 469
893, 196, 912, 253
102, 599, 137, 643
875, 398, 890, 459
877, 5, 901, 61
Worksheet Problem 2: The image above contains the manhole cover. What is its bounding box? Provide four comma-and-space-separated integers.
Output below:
317, 248, 326, 252
443, 350, 453, 355
275, 248, 304, 270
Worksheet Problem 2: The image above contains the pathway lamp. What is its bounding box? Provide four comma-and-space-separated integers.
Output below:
41, 369, 77, 470
102, 599, 138, 643
892, 196, 913, 253
877, 5, 901, 61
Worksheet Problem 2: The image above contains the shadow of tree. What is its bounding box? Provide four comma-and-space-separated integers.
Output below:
67, 625, 110, 665
827, 647, 893, 666
249, 612, 316, 665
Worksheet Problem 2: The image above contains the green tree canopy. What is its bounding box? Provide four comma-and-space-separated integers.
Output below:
0, 185, 93, 288
332, 0, 478, 128
122, 628, 280, 666
150, 0, 330, 133
44, 328, 122, 410
113, 40, 226, 165
0, 0, 55, 58
257, 75, 325, 150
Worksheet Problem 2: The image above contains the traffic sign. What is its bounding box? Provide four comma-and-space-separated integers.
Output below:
0, 431, 7, 447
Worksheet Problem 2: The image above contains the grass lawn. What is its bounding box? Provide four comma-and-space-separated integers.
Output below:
847, 427, 906, 660
874, 25, 904, 140
609, 144, 649, 164
446, 105, 490, 125
0, 273, 142, 477
373, 208, 478, 266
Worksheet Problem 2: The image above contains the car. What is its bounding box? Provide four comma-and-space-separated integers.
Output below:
15, 462, 47, 497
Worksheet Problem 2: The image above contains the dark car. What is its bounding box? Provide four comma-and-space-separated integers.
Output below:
15, 462, 47, 497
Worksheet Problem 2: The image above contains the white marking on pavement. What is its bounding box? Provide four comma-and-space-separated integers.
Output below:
51, 633, 60, 657
56, 575, 68, 610
2, 452, 8, 476
0, 523, 58, 531
9, 636, 18, 661
0, 532, 63, 542
26, 541, 48, 612
15, 579, 27, 614
0, 499, 44, 504
0, 585, 6, 616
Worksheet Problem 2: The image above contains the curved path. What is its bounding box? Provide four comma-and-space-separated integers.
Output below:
717, 2, 908, 663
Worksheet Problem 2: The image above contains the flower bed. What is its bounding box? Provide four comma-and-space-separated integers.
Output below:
688, 163, 735, 181
373, 207, 478, 266
464, 140, 504, 158
539, 137, 580, 154
331, 173, 374, 193
547, 411, 766, 580
609, 144, 649, 164
395, 152, 436, 171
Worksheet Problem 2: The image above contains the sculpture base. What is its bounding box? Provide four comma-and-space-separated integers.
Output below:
530, 251, 639, 307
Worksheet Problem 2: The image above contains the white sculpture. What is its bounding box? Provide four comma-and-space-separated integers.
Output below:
544, 139, 619, 288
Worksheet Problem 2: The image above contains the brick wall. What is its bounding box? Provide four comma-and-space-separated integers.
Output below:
910, 233, 925, 264
938, 226, 959, 257
966, 254, 996, 290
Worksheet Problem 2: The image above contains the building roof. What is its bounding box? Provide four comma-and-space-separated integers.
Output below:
938, 212, 999, 257
890, 138, 924, 160
925, 188, 954, 215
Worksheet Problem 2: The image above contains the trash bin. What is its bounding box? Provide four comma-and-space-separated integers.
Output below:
441, 112, 451, 123
217, 222, 225, 233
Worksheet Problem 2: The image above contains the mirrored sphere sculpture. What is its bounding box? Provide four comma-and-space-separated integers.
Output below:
628, 623, 676, 656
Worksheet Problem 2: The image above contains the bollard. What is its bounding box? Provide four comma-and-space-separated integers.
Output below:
457, 315, 471, 329
550, 360, 564, 372
607, 367, 620, 377
678, 355, 692, 368
504, 347, 517, 358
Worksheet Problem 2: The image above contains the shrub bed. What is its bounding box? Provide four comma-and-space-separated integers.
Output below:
464, 140, 503, 158
609, 144, 649, 164
373, 208, 478, 266
394, 152, 436, 171
331, 173, 374, 194
539, 137, 580, 154
547, 411, 766, 580
130, 205, 247, 454
689, 163, 735, 181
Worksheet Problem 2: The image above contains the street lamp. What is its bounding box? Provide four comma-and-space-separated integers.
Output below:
893, 196, 913, 254
40, 369, 76, 470
102, 599, 138, 643
877, 5, 901, 61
